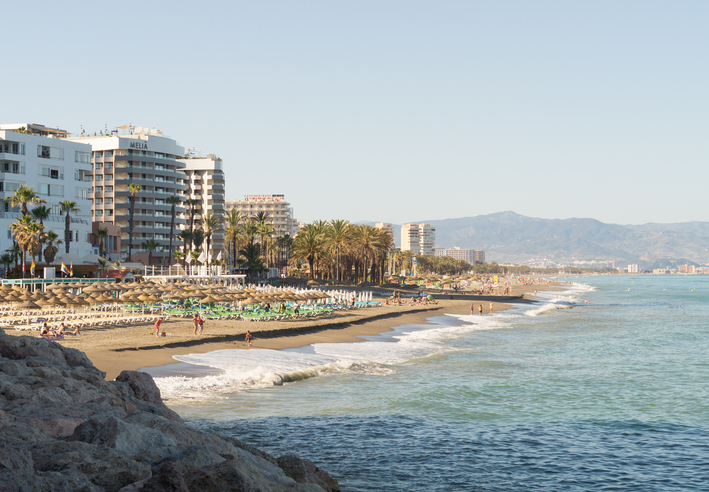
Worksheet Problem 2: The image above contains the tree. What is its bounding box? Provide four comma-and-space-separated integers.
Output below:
10, 216, 35, 278
192, 229, 205, 253
127, 183, 142, 261
6, 184, 41, 216
325, 219, 352, 282
187, 198, 201, 254
90, 227, 109, 257
291, 225, 325, 279
202, 213, 223, 266
31, 205, 50, 226
60, 200, 79, 254
97, 258, 109, 276
43, 230, 62, 265
166, 195, 182, 266
141, 238, 160, 266
7, 241, 20, 273
238, 243, 266, 279
0, 252, 13, 277
179, 230, 192, 254
224, 209, 246, 268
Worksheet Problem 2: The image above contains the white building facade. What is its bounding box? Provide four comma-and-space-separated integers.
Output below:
177, 154, 226, 252
434, 247, 485, 264
401, 223, 436, 256
68, 127, 187, 262
0, 124, 93, 258
226, 195, 298, 238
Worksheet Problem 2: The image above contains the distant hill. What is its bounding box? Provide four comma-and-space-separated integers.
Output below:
361, 212, 709, 268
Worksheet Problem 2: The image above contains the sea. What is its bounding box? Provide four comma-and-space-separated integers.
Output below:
145, 275, 709, 491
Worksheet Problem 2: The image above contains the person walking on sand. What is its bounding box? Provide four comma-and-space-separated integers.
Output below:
489, 301, 494, 314
470, 303, 475, 315
245, 330, 253, 347
193, 313, 201, 335
478, 304, 483, 316
154, 317, 163, 337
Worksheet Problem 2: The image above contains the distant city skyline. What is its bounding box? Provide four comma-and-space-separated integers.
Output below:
4, 1, 708, 226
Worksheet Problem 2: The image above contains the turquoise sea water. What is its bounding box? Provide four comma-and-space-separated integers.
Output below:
150, 276, 709, 491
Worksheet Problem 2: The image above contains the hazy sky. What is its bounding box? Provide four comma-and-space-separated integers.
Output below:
5, 1, 708, 225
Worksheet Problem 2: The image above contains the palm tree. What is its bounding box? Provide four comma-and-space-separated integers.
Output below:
238, 243, 265, 279
31, 205, 50, 226
166, 195, 182, 266
224, 209, 246, 268
291, 224, 325, 279
202, 213, 223, 266
27, 221, 45, 266
276, 234, 293, 270
0, 252, 13, 278
6, 184, 41, 216
59, 200, 79, 254
141, 238, 160, 266
7, 241, 20, 273
352, 224, 379, 284
179, 230, 192, 254
11, 216, 35, 277
90, 227, 109, 257
187, 198, 201, 253
192, 229, 205, 254
325, 219, 352, 282
42, 230, 62, 265
253, 211, 273, 265
97, 258, 109, 277
127, 183, 142, 261
243, 222, 258, 246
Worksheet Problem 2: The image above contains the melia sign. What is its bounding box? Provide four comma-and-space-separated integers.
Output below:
129, 141, 148, 150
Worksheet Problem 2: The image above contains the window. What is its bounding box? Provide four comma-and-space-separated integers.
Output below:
105, 150, 113, 157
105, 174, 113, 181
105, 162, 112, 170
105, 210, 113, 216
105, 198, 113, 205
51, 204, 60, 215
95, 198, 102, 205
95, 175, 102, 182
94, 151, 103, 158
0, 181, 21, 192
95, 186, 103, 193
37, 145, 64, 160
7, 230, 11, 239
76, 188, 89, 199
75, 169, 84, 181
75, 151, 91, 164
95, 163, 103, 170
39, 165, 64, 180
105, 186, 113, 192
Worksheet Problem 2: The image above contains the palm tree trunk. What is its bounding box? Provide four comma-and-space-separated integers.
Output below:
65, 213, 70, 254
168, 204, 176, 267
128, 197, 135, 261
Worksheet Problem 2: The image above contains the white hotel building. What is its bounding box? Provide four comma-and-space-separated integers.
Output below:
68, 128, 188, 262
434, 247, 485, 265
0, 124, 93, 257
401, 223, 436, 256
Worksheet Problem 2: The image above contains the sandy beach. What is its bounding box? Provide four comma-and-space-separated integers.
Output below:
4, 282, 559, 380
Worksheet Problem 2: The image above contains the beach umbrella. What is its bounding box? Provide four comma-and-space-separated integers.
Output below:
20, 300, 41, 310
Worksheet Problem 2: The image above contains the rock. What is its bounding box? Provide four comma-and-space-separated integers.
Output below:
115, 371, 182, 422
278, 455, 308, 483
0, 332, 338, 492
139, 461, 189, 492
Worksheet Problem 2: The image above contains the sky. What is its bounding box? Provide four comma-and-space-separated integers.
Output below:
4, 1, 708, 226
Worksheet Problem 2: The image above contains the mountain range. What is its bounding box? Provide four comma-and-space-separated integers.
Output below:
364, 212, 709, 269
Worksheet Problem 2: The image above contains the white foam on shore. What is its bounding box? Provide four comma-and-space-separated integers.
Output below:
154, 282, 594, 403
153, 316, 508, 403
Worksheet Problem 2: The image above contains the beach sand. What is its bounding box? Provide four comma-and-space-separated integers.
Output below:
4, 282, 559, 380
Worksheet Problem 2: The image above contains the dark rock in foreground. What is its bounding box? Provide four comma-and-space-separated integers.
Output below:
0, 331, 339, 491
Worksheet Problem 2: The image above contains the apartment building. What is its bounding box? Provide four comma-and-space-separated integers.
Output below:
67, 127, 187, 262
375, 222, 394, 237
401, 223, 435, 256
0, 124, 93, 257
226, 195, 298, 238
434, 247, 485, 264
177, 153, 226, 252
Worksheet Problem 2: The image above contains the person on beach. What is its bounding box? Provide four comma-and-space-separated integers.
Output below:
245, 331, 253, 346
60, 323, 80, 336
470, 303, 475, 315
489, 301, 494, 314
39, 323, 56, 337
478, 304, 483, 316
193, 314, 202, 335
154, 317, 163, 337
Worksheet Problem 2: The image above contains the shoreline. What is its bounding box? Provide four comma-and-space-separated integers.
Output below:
5, 283, 560, 380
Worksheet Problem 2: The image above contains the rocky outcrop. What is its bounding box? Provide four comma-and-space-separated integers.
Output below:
0, 331, 339, 491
